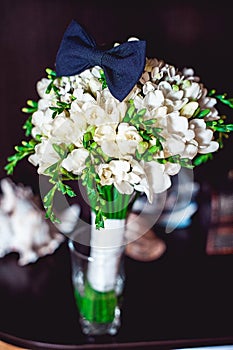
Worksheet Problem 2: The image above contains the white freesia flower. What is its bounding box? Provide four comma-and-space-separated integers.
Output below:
62, 149, 89, 175
97, 164, 114, 186
144, 90, 164, 109
31, 110, 53, 138
28, 138, 60, 174
36, 78, 55, 100
182, 141, 199, 159
183, 82, 201, 99
97, 160, 136, 195
180, 101, 199, 118
116, 123, 143, 155
83, 104, 108, 126
89, 77, 102, 96
94, 124, 120, 157
134, 161, 171, 203
164, 162, 181, 176
144, 161, 171, 194
189, 119, 219, 154
38, 98, 53, 111
94, 125, 117, 143
51, 114, 86, 146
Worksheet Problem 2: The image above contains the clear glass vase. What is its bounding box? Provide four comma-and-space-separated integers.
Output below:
68, 219, 126, 336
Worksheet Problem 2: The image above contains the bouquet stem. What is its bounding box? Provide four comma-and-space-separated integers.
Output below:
75, 216, 125, 326
72, 186, 133, 333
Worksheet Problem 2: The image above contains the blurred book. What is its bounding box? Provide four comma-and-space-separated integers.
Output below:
206, 170, 233, 255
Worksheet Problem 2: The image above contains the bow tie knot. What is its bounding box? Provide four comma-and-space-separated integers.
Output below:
55, 20, 146, 101
89, 48, 104, 67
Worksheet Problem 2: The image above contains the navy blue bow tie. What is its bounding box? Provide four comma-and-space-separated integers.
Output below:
55, 20, 146, 101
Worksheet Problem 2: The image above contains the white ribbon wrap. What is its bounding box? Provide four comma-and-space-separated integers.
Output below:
87, 213, 126, 292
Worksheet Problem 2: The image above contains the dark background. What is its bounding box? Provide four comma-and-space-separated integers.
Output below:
1, 0, 233, 195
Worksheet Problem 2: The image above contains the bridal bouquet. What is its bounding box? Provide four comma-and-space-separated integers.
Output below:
5, 20, 233, 335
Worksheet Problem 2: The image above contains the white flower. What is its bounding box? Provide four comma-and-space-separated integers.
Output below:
143, 90, 164, 109
180, 101, 199, 118
83, 104, 108, 126
189, 119, 219, 154
134, 161, 171, 203
198, 91, 220, 121
96, 164, 114, 186
145, 161, 171, 193
89, 77, 102, 96
97, 160, 135, 195
37, 78, 55, 100
28, 138, 60, 174
158, 81, 188, 111
164, 162, 181, 176
94, 125, 117, 143
183, 82, 201, 99
93, 124, 121, 158
159, 113, 195, 158
51, 114, 86, 146
38, 98, 53, 111
62, 149, 89, 175
116, 123, 143, 155
31, 110, 53, 138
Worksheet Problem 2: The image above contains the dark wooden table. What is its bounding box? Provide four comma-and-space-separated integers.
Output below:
0, 194, 233, 350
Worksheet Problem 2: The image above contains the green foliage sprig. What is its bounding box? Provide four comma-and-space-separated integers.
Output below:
81, 156, 107, 229
42, 143, 77, 223
21, 100, 38, 136
4, 139, 39, 175
193, 90, 233, 166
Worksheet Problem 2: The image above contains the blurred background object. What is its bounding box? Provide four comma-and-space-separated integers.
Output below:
205, 168, 233, 255
0, 340, 28, 350
0, 177, 80, 265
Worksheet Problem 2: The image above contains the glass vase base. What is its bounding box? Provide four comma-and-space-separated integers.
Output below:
79, 306, 121, 336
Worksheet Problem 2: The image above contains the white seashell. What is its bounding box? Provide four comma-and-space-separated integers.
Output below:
0, 178, 80, 266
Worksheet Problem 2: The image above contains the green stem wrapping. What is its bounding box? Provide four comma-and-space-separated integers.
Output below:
101, 185, 132, 219
74, 281, 117, 323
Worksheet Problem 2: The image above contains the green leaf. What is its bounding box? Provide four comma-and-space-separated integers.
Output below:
44, 162, 59, 175
139, 130, 152, 141
46, 68, 57, 78
4, 139, 37, 175
122, 105, 136, 122
144, 118, 157, 125
52, 143, 68, 159
156, 154, 193, 169
215, 94, 233, 108
22, 116, 33, 137
45, 81, 53, 94
26, 100, 38, 108
21, 99, 38, 115
148, 144, 159, 154
193, 153, 213, 166
206, 120, 233, 132
57, 181, 76, 197
95, 210, 105, 229
135, 108, 147, 117
195, 109, 210, 118
98, 69, 107, 89
43, 184, 61, 224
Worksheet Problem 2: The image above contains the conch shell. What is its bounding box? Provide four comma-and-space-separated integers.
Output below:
0, 178, 80, 265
